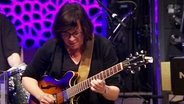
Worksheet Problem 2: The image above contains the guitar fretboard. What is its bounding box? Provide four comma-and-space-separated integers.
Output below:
63, 54, 150, 99
66, 60, 129, 98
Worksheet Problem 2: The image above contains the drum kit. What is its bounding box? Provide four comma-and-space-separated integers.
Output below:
7, 63, 30, 104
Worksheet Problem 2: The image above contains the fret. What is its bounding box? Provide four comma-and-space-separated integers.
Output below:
95, 74, 98, 79
99, 73, 101, 79
106, 69, 108, 78
78, 83, 81, 92
91, 76, 94, 80
102, 71, 106, 79
114, 65, 117, 73
68, 88, 71, 98
82, 82, 85, 91
120, 62, 124, 70
80, 82, 84, 90
100, 71, 103, 79
106, 68, 110, 76
114, 66, 116, 73
115, 65, 119, 73
88, 77, 92, 83
79, 82, 82, 92
98, 73, 101, 79
117, 64, 120, 72
97, 74, 99, 79
90, 76, 93, 80
100, 72, 103, 80
77, 84, 80, 93
110, 67, 113, 75
75, 86, 77, 95
96, 74, 99, 79
109, 68, 111, 76
86, 79, 90, 88
117, 64, 120, 71
72, 86, 75, 95
84, 81, 88, 89
112, 66, 115, 74
75, 85, 78, 94
66, 89, 70, 98
112, 67, 115, 75
118, 64, 121, 71
78, 83, 81, 93
67, 88, 72, 98
94, 75, 97, 79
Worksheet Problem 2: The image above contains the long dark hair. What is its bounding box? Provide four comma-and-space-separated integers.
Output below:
52, 3, 93, 42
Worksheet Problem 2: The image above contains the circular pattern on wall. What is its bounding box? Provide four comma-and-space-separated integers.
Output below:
0, 0, 104, 48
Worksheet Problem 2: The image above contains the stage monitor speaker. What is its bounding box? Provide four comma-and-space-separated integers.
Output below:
171, 57, 184, 95
0, 71, 8, 104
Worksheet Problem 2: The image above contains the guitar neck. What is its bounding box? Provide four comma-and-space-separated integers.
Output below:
29, 54, 152, 104
65, 55, 152, 99
66, 61, 126, 98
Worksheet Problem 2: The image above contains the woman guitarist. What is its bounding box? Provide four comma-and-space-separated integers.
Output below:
22, 2, 120, 104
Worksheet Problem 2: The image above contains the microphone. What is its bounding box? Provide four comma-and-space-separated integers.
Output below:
96, 0, 126, 27
97, 0, 137, 41
110, 10, 134, 40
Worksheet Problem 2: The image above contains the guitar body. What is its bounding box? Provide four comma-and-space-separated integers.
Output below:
29, 71, 79, 104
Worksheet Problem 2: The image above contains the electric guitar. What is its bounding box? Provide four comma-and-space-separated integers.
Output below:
29, 53, 153, 104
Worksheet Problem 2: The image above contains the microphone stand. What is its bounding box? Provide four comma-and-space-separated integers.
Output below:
109, 10, 134, 41
97, 0, 136, 41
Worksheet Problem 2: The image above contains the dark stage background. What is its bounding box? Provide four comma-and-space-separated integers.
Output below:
1, 0, 184, 103
107, 0, 152, 93
0, 0, 153, 93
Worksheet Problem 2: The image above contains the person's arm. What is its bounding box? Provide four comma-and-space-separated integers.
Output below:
1, 13, 23, 68
22, 77, 56, 104
90, 36, 120, 100
102, 85, 120, 100
90, 79, 120, 101
21, 39, 57, 104
7, 53, 23, 67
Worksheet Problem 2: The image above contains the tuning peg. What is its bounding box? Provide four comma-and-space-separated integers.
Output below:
133, 63, 137, 66
135, 52, 139, 55
140, 50, 144, 54
126, 57, 130, 60
130, 70, 135, 74
138, 67, 141, 71
129, 53, 133, 57
145, 56, 153, 63
127, 66, 131, 69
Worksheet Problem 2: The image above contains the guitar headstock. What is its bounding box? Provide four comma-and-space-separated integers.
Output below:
123, 51, 153, 72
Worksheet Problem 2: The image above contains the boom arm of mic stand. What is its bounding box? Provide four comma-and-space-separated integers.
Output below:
108, 10, 134, 41
97, 0, 126, 27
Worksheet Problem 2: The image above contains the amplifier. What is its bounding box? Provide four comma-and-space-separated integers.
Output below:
171, 56, 184, 95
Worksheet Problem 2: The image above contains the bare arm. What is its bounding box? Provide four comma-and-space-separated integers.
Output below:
7, 53, 23, 67
102, 85, 120, 100
22, 77, 56, 104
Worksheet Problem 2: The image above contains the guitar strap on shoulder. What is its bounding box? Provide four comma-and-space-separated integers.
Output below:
77, 34, 94, 83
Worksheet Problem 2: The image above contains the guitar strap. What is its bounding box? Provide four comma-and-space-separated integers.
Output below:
77, 34, 94, 83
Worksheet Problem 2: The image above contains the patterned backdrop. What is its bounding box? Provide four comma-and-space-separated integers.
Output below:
0, 0, 106, 49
